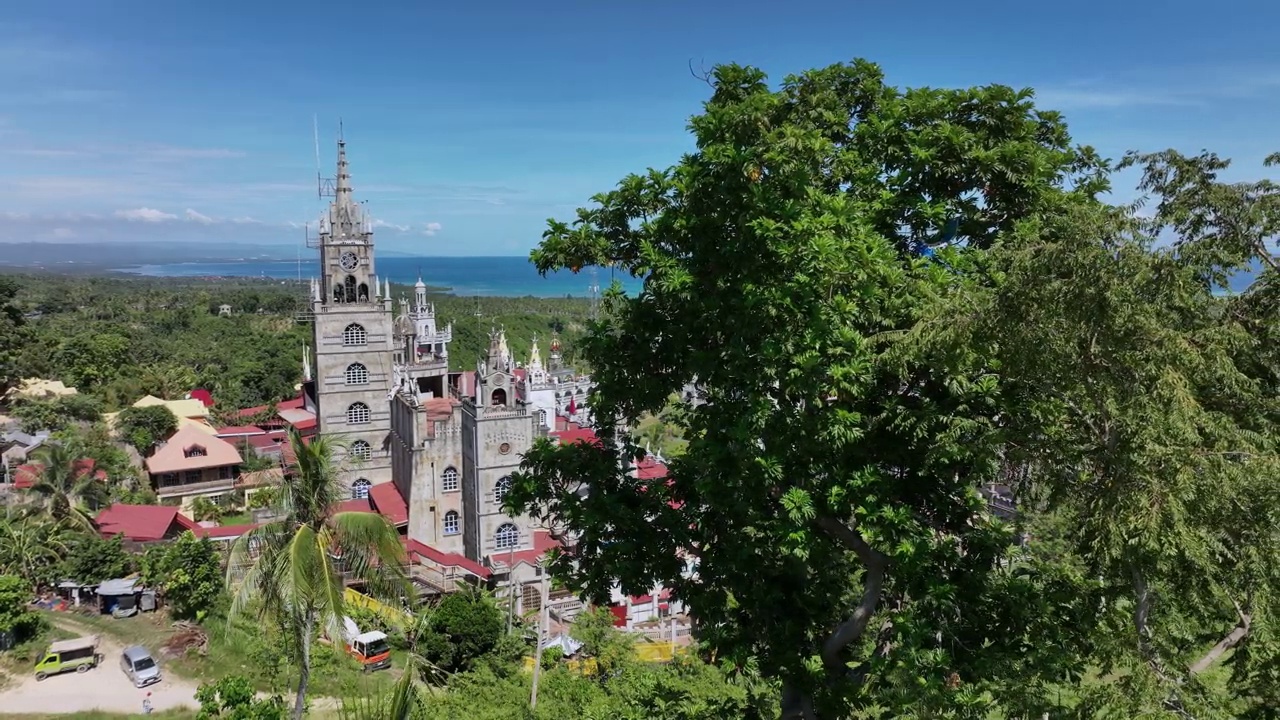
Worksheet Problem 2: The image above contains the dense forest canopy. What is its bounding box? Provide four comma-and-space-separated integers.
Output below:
0, 274, 592, 413
509, 60, 1280, 719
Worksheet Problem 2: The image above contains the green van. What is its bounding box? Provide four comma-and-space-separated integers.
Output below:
34, 635, 102, 680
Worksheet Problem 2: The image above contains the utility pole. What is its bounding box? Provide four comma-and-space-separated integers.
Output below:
529, 560, 549, 709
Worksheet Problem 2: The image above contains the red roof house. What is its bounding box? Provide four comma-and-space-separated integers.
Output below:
96, 504, 198, 543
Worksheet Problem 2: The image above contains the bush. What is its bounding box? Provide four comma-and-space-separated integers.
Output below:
0, 574, 45, 646
60, 534, 134, 585
196, 674, 288, 719
415, 586, 505, 674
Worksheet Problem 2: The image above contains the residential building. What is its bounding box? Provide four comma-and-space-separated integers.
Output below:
144, 425, 243, 508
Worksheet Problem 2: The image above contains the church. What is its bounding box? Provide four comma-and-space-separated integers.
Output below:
301, 136, 592, 579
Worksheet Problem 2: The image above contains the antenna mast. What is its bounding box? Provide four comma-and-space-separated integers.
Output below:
588, 267, 600, 321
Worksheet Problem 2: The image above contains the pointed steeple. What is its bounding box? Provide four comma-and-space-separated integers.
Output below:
335, 134, 353, 203
529, 334, 542, 369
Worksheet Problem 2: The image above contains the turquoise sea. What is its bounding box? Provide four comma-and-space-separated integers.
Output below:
117, 256, 642, 298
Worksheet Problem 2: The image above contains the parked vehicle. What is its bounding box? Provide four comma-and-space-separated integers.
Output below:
34, 636, 102, 680
347, 630, 392, 672
120, 645, 162, 688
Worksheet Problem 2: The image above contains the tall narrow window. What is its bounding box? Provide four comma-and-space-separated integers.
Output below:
443, 510, 460, 536
351, 478, 371, 500
344, 275, 357, 303
494, 476, 511, 504
345, 363, 369, 385
347, 402, 370, 425
441, 466, 459, 492
495, 522, 519, 550
343, 323, 367, 346
350, 440, 372, 461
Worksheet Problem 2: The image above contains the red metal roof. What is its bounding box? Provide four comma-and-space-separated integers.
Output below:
332, 498, 372, 514
96, 504, 198, 542
13, 459, 107, 489
549, 428, 600, 446
635, 457, 668, 480
368, 482, 409, 527
403, 538, 491, 579
215, 425, 265, 437
499, 530, 563, 568
189, 389, 215, 407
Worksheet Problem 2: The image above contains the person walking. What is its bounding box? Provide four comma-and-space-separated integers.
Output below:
142, 692, 153, 715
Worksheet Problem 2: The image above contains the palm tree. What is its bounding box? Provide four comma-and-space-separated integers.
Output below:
27, 442, 110, 533
0, 515, 70, 593
227, 428, 409, 720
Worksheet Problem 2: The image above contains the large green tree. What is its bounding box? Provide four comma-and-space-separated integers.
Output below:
954, 152, 1280, 717
509, 60, 1108, 718
227, 429, 409, 720
115, 404, 179, 455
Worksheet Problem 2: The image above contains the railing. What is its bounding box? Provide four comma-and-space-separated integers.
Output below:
156, 476, 236, 498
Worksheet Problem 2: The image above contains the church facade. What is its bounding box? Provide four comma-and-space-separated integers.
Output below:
309, 137, 557, 566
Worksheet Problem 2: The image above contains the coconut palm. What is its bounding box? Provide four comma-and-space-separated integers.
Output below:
227, 428, 409, 720
26, 441, 110, 533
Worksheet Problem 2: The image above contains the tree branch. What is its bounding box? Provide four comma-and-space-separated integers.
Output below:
1189, 598, 1251, 676
816, 516, 889, 671
1130, 566, 1198, 720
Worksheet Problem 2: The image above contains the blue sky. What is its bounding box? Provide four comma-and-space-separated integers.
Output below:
1, 0, 1277, 256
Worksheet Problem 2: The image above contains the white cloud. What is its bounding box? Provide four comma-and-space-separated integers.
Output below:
114, 207, 177, 222
51, 227, 74, 239
372, 218, 410, 232
184, 208, 213, 224
423, 222, 442, 237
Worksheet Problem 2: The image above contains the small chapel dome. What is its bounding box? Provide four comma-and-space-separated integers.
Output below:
393, 313, 415, 337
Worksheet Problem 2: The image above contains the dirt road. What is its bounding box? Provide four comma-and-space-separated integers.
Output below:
0, 619, 202, 715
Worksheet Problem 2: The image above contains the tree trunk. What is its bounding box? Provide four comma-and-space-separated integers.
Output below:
293, 612, 315, 720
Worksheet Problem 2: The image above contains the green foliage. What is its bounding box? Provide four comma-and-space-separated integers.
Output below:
3, 274, 591, 413
0, 276, 28, 394
570, 606, 635, 679
512, 59, 1109, 718
196, 675, 289, 719
228, 428, 409, 719
0, 515, 70, 590
115, 404, 179, 454
0, 573, 45, 643
352, 655, 773, 720
26, 441, 111, 533
61, 533, 134, 584
143, 531, 225, 621
414, 586, 506, 674
190, 496, 227, 523
9, 394, 104, 433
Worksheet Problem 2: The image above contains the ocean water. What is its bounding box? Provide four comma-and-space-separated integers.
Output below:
117, 256, 643, 298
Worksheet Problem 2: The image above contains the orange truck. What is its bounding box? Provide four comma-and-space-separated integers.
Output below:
347, 630, 392, 672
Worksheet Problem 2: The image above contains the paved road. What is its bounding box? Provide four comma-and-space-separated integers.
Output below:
0, 619, 201, 715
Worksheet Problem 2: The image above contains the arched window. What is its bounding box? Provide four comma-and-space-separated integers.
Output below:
345, 363, 369, 385
351, 478, 372, 500
343, 323, 367, 346
495, 522, 519, 550
443, 510, 460, 536
358, 283, 369, 302
344, 275, 357, 303
441, 466, 459, 492
538, 409, 549, 427
350, 440, 372, 461
494, 476, 511, 504
491, 388, 507, 407
347, 402, 370, 425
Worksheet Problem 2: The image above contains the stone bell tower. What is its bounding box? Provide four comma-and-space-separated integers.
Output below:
309, 133, 395, 498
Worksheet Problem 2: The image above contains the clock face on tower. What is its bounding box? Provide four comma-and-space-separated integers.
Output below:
339, 252, 359, 271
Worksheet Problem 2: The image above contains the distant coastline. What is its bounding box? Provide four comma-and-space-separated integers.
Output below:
112, 256, 639, 299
